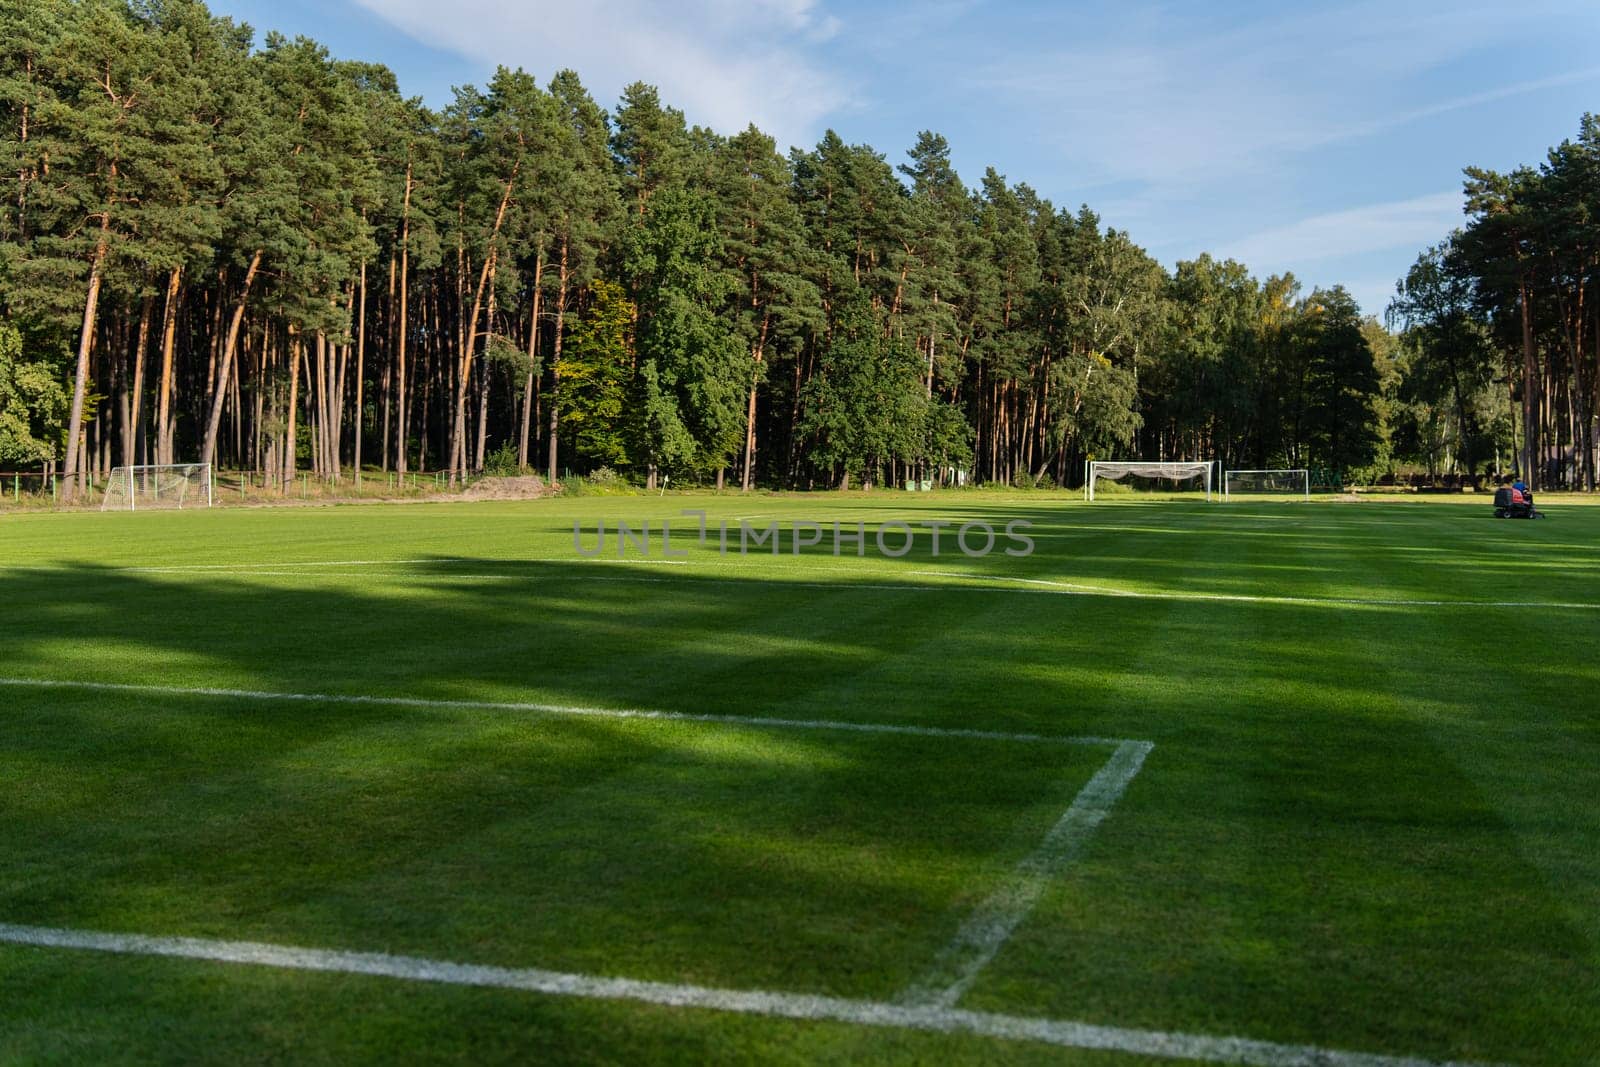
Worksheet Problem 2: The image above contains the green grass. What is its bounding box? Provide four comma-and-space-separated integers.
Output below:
1, 491, 1597, 1064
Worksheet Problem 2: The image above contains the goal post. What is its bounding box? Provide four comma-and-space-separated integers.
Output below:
1084, 460, 1215, 501
1223, 469, 1310, 500
101, 464, 213, 511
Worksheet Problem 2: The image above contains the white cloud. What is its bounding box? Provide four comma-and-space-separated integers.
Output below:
971, 0, 1595, 190
349, 0, 850, 150
1217, 192, 1463, 270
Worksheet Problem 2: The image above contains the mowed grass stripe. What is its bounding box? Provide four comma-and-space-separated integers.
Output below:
0, 685, 1119, 998
2, 493, 1597, 1064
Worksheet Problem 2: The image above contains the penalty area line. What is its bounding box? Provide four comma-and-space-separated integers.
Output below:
0, 677, 1127, 748
898, 739, 1153, 1010
0, 923, 1497, 1067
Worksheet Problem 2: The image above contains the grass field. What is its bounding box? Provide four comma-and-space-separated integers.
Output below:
2, 491, 1597, 1065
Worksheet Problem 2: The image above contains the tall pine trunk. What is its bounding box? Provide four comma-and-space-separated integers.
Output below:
545, 237, 569, 484
473, 276, 498, 472
740, 313, 769, 492
1520, 280, 1538, 489
125, 294, 153, 469
200, 250, 263, 469
395, 163, 413, 477
450, 170, 517, 481
517, 250, 545, 468
62, 220, 109, 501
152, 265, 183, 465
354, 259, 367, 481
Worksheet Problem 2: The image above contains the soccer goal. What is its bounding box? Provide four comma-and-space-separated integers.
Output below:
1223, 469, 1310, 500
101, 464, 213, 511
1084, 461, 1215, 501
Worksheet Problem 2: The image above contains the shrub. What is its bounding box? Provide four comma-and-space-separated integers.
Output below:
482, 442, 524, 477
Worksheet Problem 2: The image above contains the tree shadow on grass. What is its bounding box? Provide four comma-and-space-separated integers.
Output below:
1, 556, 1597, 1061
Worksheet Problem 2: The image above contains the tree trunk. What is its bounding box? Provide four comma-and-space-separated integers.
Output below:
450, 169, 518, 481
518, 250, 545, 468
62, 223, 109, 501
200, 250, 263, 469
546, 237, 569, 484
1520, 280, 1538, 489
284, 329, 302, 486
473, 279, 497, 472
125, 294, 153, 469
395, 163, 413, 476
151, 267, 182, 465
354, 259, 368, 481
741, 313, 769, 492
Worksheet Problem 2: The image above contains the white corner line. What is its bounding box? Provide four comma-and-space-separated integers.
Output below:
899, 739, 1153, 1009
0, 678, 1128, 748
0, 923, 1501, 1067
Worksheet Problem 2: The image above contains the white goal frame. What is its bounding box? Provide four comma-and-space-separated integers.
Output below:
1084, 460, 1215, 501
101, 463, 213, 511
1223, 468, 1310, 500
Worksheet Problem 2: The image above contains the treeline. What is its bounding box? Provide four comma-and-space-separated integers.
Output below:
3, 0, 1393, 499
1390, 115, 1600, 491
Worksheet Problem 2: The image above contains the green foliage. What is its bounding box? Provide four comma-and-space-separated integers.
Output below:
480, 440, 522, 476
625, 185, 745, 477
0, 321, 66, 463
560, 464, 634, 496
1297, 287, 1382, 474
560, 279, 633, 467
798, 297, 926, 485
9, 0, 1577, 495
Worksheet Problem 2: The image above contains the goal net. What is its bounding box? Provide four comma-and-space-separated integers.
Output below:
1223, 469, 1310, 500
1085, 461, 1214, 501
102, 464, 212, 511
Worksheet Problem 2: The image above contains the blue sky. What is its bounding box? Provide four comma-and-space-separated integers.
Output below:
210, 0, 1600, 318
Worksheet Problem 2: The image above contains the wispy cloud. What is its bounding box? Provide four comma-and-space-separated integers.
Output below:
349, 0, 850, 150
971, 0, 1594, 189
1217, 192, 1463, 270
1330, 66, 1600, 142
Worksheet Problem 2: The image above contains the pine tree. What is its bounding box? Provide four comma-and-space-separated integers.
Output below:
713, 124, 820, 490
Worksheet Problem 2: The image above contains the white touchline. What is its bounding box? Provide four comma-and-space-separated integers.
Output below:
0, 678, 1128, 748
0, 923, 1497, 1067
899, 739, 1153, 1009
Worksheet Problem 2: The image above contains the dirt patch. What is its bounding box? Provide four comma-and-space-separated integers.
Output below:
461, 475, 556, 500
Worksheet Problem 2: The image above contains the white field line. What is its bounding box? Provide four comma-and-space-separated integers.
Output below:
902, 570, 1600, 612
39, 557, 1594, 610
0, 923, 1497, 1067
1, 681, 1499, 1066
112, 557, 689, 573
0, 678, 1127, 748
900, 739, 1153, 1009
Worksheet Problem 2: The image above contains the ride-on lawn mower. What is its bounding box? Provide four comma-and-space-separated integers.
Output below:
1493, 485, 1544, 519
